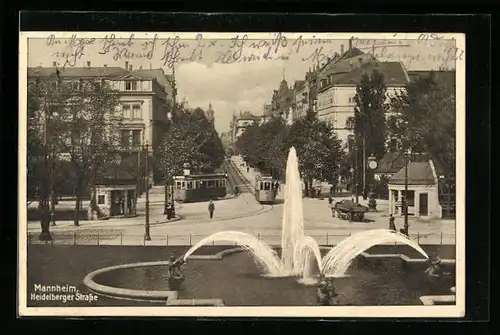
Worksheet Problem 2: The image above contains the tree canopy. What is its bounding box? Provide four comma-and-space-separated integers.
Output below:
156, 106, 225, 178
235, 110, 344, 194
387, 72, 456, 173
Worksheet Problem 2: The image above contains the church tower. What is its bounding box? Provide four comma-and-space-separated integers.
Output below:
206, 100, 215, 124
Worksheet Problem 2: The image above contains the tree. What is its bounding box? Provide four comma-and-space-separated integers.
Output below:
28, 75, 123, 229
287, 110, 344, 196
234, 116, 288, 176
156, 106, 225, 181
387, 72, 456, 172
353, 70, 388, 197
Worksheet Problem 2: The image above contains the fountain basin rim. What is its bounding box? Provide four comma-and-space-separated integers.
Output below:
83, 261, 179, 301
419, 295, 456, 305
83, 248, 248, 301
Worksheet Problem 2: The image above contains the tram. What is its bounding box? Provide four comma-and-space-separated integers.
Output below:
173, 173, 227, 202
255, 175, 278, 204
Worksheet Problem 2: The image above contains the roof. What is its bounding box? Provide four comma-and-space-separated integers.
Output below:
132, 69, 172, 90
335, 61, 409, 86
317, 61, 409, 93
389, 161, 436, 185
407, 70, 455, 88
28, 66, 132, 79
277, 79, 289, 96
376, 152, 448, 176
294, 80, 306, 90
237, 111, 261, 121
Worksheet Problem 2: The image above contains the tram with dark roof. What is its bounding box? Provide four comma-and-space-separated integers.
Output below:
173, 173, 227, 202
254, 175, 278, 204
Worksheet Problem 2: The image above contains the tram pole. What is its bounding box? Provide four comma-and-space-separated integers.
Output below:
144, 143, 151, 241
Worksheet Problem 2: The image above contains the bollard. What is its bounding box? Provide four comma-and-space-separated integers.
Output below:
440, 232, 443, 244
166, 234, 169, 246
143, 234, 146, 246
74, 233, 77, 245
326, 233, 329, 246
120, 232, 123, 246
212, 238, 215, 246
97, 233, 100, 246
189, 234, 192, 246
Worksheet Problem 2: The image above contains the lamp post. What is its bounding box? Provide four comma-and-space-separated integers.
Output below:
349, 167, 355, 200
367, 153, 378, 211
144, 143, 151, 241
164, 111, 176, 217
403, 147, 411, 236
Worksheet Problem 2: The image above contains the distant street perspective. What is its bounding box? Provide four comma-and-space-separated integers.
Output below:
22, 33, 459, 311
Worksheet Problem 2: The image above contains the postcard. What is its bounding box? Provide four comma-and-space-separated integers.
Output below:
18, 31, 465, 317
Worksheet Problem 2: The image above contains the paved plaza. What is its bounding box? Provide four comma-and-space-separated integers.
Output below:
26, 158, 456, 247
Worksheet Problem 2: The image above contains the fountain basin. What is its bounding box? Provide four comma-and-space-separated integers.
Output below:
83, 249, 246, 304
82, 247, 455, 306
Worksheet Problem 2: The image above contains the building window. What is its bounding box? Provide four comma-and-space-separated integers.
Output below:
347, 134, 355, 152
122, 105, 131, 119
132, 104, 141, 119
98, 195, 105, 205
132, 130, 141, 146
71, 81, 80, 91
402, 190, 415, 207
346, 116, 355, 130
125, 81, 137, 91
120, 130, 131, 147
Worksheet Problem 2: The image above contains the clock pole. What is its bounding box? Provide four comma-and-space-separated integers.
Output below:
367, 153, 377, 192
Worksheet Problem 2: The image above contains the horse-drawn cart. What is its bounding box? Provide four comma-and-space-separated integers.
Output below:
331, 200, 369, 222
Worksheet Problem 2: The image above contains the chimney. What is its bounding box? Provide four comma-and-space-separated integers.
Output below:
340, 44, 344, 55
327, 57, 331, 63
129, 64, 133, 71
52, 61, 57, 67
87, 61, 91, 67
349, 38, 353, 51
125, 61, 129, 70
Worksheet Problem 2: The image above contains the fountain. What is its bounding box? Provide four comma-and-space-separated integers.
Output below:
182, 147, 429, 281
81, 147, 449, 306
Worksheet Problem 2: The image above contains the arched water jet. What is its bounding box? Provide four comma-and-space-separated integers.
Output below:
183, 231, 284, 275
293, 236, 323, 278
321, 229, 429, 277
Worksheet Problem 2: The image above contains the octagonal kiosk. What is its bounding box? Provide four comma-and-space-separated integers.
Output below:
388, 160, 443, 219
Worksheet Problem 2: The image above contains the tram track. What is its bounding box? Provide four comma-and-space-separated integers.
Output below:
223, 159, 255, 195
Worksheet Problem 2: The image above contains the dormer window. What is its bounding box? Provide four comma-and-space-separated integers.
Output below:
125, 81, 137, 91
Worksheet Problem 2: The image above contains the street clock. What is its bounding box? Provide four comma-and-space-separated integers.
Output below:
367, 154, 378, 170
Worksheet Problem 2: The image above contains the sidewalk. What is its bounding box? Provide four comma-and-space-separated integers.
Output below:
26, 193, 265, 233
230, 156, 260, 184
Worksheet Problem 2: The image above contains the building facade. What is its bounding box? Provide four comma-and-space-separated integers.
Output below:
28, 62, 174, 186
234, 111, 262, 138
316, 55, 409, 149
293, 80, 308, 121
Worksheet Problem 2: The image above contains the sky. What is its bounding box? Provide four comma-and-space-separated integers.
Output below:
27, 33, 458, 133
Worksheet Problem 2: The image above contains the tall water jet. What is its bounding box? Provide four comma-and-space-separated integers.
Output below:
183, 231, 284, 275
321, 229, 429, 277
281, 147, 306, 275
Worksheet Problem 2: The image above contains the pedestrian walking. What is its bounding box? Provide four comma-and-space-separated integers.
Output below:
208, 200, 215, 219
389, 214, 396, 231
274, 181, 280, 194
